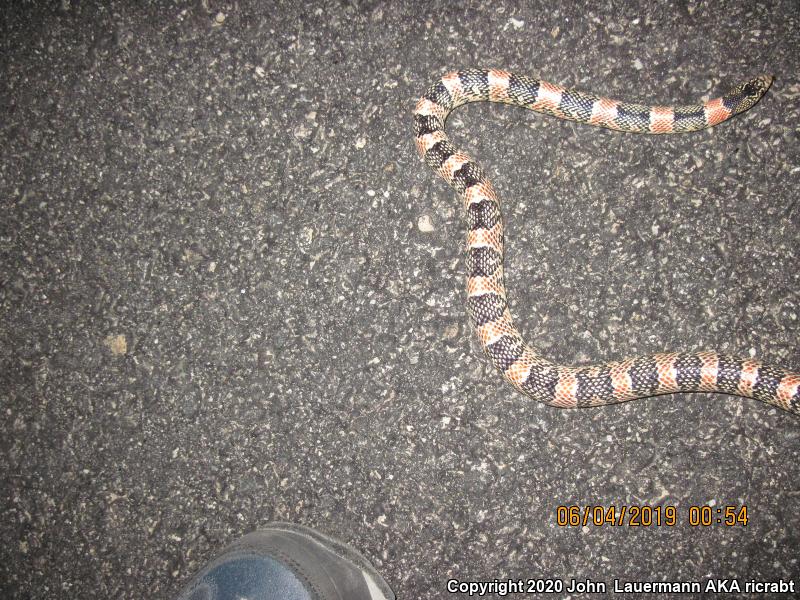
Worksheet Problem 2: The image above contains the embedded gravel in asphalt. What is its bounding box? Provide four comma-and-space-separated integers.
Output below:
2, 1, 799, 597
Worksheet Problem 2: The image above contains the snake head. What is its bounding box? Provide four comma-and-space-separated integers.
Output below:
725, 75, 773, 115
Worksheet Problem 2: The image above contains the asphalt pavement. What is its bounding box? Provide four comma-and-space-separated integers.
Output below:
2, 1, 799, 597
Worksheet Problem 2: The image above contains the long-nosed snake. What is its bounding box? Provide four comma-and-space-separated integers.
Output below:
413, 69, 800, 415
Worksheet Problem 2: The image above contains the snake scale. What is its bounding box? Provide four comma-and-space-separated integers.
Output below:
413, 69, 800, 415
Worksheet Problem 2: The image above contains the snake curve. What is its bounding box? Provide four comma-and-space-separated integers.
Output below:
413, 69, 800, 415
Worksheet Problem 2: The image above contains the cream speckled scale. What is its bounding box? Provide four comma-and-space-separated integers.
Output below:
413, 69, 800, 414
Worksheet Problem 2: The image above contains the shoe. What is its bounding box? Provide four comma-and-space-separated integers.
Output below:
175, 522, 395, 600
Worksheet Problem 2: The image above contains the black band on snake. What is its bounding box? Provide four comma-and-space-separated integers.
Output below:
413, 69, 799, 415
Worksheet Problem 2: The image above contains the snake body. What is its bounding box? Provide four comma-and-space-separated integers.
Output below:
413, 69, 800, 415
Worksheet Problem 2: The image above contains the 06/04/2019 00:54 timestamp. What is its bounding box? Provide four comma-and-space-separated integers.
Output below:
556, 505, 748, 527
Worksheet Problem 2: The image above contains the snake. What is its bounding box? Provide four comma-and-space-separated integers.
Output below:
413, 69, 800, 415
